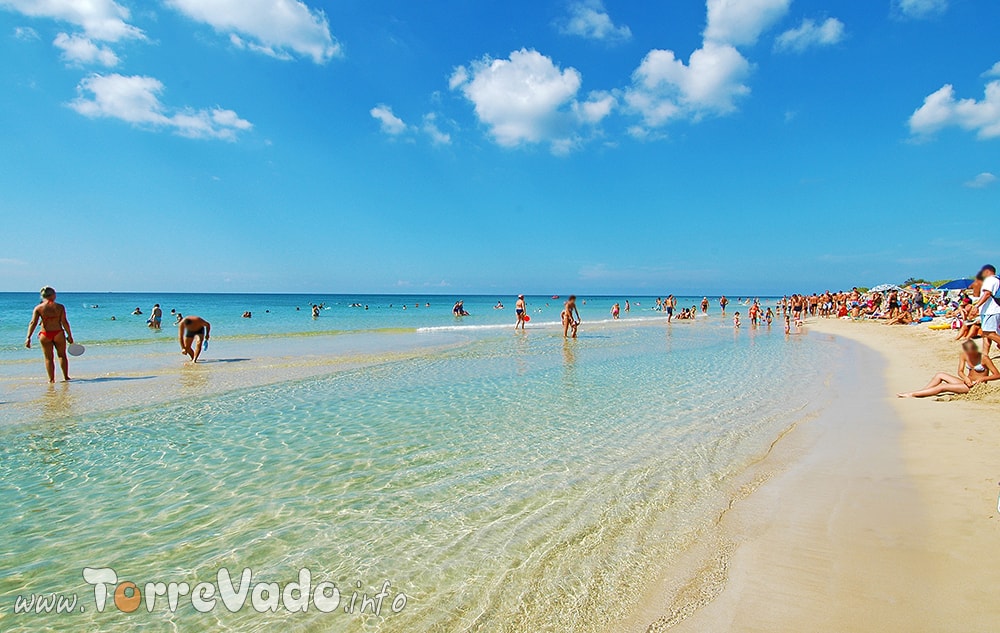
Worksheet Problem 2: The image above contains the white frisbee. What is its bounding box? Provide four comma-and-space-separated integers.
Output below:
67, 343, 86, 357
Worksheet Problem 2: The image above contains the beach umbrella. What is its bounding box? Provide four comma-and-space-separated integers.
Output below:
908, 283, 934, 291
937, 278, 973, 290
870, 283, 902, 292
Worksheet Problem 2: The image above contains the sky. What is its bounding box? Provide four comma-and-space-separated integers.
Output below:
0, 0, 998, 295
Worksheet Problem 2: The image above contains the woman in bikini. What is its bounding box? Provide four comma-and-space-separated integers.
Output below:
25, 286, 75, 382
897, 340, 1000, 398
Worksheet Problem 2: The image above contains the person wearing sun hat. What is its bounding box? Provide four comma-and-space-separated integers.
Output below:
25, 286, 75, 382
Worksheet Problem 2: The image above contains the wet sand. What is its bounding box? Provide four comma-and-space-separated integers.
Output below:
633, 317, 1000, 632
0, 332, 465, 427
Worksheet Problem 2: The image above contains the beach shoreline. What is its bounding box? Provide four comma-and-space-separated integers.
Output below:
633, 317, 1000, 632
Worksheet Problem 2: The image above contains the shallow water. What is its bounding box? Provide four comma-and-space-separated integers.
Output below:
0, 303, 837, 632
0, 292, 756, 356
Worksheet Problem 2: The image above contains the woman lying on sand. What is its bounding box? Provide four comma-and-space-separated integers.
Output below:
897, 340, 1000, 398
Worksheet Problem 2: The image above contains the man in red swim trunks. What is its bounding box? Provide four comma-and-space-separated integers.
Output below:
178, 315, 211, 363
25, 286, 75, 382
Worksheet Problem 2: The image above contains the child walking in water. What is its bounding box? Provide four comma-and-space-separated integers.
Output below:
733, 311, 741, 328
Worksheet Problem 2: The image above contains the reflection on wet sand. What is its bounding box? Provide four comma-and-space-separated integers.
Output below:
180, 364, 210, 391
41, 382, 76, 421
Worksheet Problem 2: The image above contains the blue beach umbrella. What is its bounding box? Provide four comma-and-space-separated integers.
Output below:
937, 279, 973, 290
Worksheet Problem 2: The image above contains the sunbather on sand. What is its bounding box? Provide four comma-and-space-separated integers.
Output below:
897, 340, 999, 397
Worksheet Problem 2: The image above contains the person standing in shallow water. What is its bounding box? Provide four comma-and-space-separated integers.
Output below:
25, 286, 74, 382
514, 294, 527, 330
562, 295, 581, 339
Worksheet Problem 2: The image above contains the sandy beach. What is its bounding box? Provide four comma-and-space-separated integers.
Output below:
634, 317, 1000, 632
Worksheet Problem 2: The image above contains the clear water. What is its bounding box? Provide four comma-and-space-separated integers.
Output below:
0, 294, 836, 632
0, 293, 756, 355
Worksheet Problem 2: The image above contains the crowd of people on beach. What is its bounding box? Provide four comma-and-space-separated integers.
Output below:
23, 265, 1000, 392
894, 265, 1000, 397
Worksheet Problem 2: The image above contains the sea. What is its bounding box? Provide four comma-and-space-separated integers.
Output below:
0, 293, 846, 632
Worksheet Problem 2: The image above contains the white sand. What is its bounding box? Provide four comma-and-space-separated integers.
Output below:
631, 318, 1000, 632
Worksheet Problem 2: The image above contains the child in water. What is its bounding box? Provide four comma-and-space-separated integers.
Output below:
733, 312, 741, 328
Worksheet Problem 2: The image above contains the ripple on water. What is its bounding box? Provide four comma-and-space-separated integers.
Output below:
0, 323, 842, 632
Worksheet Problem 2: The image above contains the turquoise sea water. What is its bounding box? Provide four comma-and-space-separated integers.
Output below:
0, 293, 755, 354
0, 293, 839, 632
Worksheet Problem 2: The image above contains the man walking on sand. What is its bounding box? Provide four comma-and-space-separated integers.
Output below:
179, 315, 211, 363
25, 286, 75, 382
974, 264, 1000, 356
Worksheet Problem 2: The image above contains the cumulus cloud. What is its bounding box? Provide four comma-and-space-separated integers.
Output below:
895, 0, 947, 19
984, 62, 1000, 78
574, 90, 615, 124
624, 0, 789, 134
69, 73, 252, 140
369, 104, 407, 135
54, 32, 118, 66
909, 81, 1000, 140
164, 0, 340, 63
964, 172, 997, 189
558, 0, 631, 42
0, 0, 142, 41
625, 42, 751, 128
775, 17, 844, 53
704, 0, 791, 47
451, 48, 609, 152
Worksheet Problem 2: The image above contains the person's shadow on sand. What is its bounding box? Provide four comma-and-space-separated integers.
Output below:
197, 358, 251, 364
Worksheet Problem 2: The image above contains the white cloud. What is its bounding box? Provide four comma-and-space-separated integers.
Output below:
54, 32, 118, 66
775, 17, 844, 53
69, 74, 252, 140
369, 104, 407, 135
964, 172, 997, 189
909, 81, 1000, 140
704, 0, 791, 46
450, 48, 592, 151
229, 33, 291, 61
983, 62, 1000, 78
0, 0, 142, 41
422, 113, 451, 145
624, 0, 787, 134
625, 42, 751, 128
574, 90, 615, 124
559, 0, 631, 42
13, 25, 38, 39
895, 0, 947, 19
370, 107, 453, 146
163, 0, 340, 63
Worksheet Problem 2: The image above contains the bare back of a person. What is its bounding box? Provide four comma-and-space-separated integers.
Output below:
182, 316, 209, 334
37, 302, 65, 335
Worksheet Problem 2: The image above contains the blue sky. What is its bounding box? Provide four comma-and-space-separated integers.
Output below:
1, 0, 997, 295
